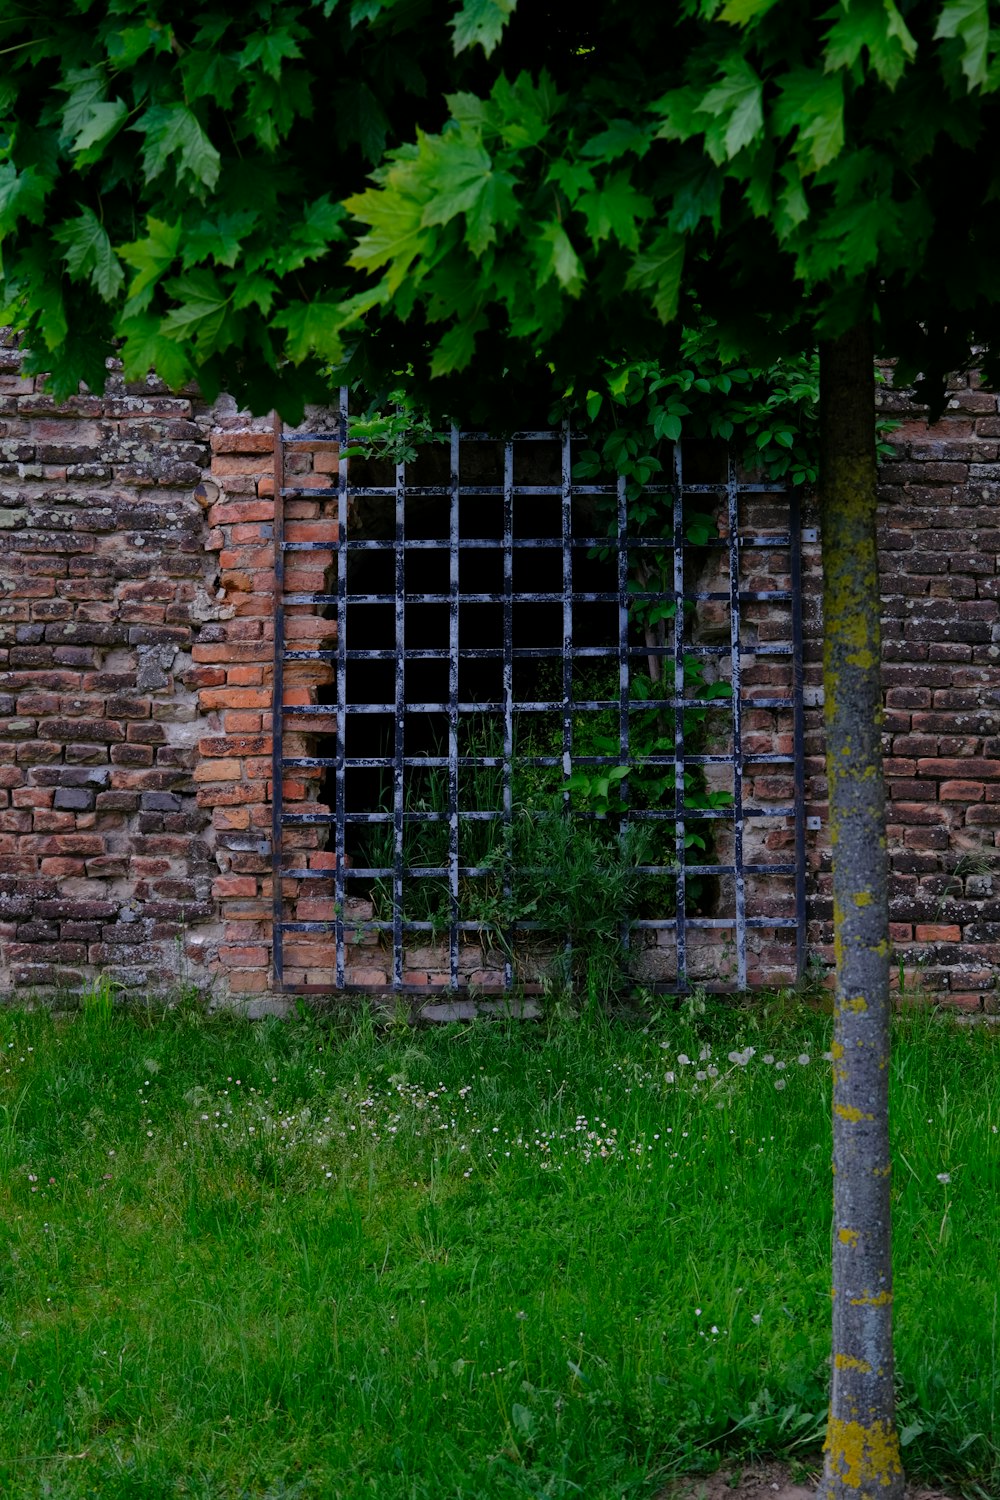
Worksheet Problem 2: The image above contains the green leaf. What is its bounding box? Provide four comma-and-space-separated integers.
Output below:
53, 206, 125, 300
578, 172, 653, 249
775, 161, 810, 238
338, 78, 391, 163
118, 217, 182, 315
430, 315, 486, 375
585, 389, 603, 421
625, 230, 685, 323
182, 49, 242, 109
240, 26, 303, 79
451, 0, 516, 57
58, 68, 106, 145
350, 0, 387, 21
117, 312, 194, 389
180, 212, 259, 270
824, 0, 916, 87
273, 300, 345, 363
580, 118, 651, 161
231, 274, 277, 314
489, 69, 562, 148
346, 178, 430, 294
420, 133, 496, 225
653, 408, 682, 442
464, 171, 519, 256
773, 68, 844, 173
131, 104, 221, 191
70, 98, 127, 159
668, 162, 723, 233
546, 159, 595, 204
935, 0, 990, 89
362, 121, 515, 260
106, 21, 174, 68
536, 221, 584, 293
696, 55, 764, 160
160, 270, 231, 349
0, 162, 50, 231
719, 0, 783, 19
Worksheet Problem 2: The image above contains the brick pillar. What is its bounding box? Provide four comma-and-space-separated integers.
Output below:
195, 419, 338, 996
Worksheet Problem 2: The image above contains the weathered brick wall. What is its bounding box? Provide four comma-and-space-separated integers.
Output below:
2, 346, 999, 1008
804, 370, 1000, 1010
0, 342, 223, 994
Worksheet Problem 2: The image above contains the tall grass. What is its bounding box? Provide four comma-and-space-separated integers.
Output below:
0, 999, 995, 1498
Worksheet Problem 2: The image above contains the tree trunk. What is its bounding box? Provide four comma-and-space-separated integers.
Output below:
817, 323, 904, 1500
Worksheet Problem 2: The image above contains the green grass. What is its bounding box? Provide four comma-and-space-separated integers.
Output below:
0, 997, 996, 1498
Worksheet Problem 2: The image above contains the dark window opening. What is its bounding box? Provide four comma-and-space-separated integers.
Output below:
271, 401, 808, 996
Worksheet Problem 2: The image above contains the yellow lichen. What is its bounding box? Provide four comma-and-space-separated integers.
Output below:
834, 1353, 873, 1374
823, 1414, 903, 1491
849, 1290, 893, 1307
854, 891, 872, 908
838, 1227, 859, 1247
835, 1103, 873, 1123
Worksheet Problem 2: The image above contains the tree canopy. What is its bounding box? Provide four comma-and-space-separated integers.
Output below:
3, 1, 1000, 422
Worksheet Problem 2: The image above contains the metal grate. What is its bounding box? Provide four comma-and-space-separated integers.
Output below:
271, 396, 807, 996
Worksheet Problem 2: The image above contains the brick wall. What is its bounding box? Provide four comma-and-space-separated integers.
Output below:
2, 344, 999, 1008
0, 342, 222, 994
804, 370, 1000, 1010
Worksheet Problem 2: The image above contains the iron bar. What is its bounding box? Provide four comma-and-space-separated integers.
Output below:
271, 395, 808, 999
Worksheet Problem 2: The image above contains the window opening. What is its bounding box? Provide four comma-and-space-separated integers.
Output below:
271, 396, 807, 996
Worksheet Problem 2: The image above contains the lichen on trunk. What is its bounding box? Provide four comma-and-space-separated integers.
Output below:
817, 322, 903, 1500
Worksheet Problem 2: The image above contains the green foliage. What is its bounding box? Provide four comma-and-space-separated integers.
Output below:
450, 0, 517, 57
3, 3, 1000, 419
52, 206, 124, 300
333, 2, 1000, 416
357, 658, 731, 1002
340, 389, 436, 464
0, 0, 533, 413
567, 325, 823, 493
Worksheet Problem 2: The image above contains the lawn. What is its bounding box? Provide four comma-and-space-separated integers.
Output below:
0, 997, 996, 1499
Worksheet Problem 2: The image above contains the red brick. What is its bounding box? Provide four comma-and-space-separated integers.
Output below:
212, 875, 258, 899
227, 666, 265, 687
210, 451, 273, 479
219, 945, 269, 967
213, 807, 250, 830
197, 734, 270, 758
197, 687, 270, 710
916, 757, 1000, 779
191, 642, 270, 664
39, 857, 86, 877
211, 431, 274, 454
915, 924, 961, 942
227, 970, 270, 993
207, 501, 271, 526
940, 780, 984, 800
192, 758, 242, 782
284, 521, 338, 544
